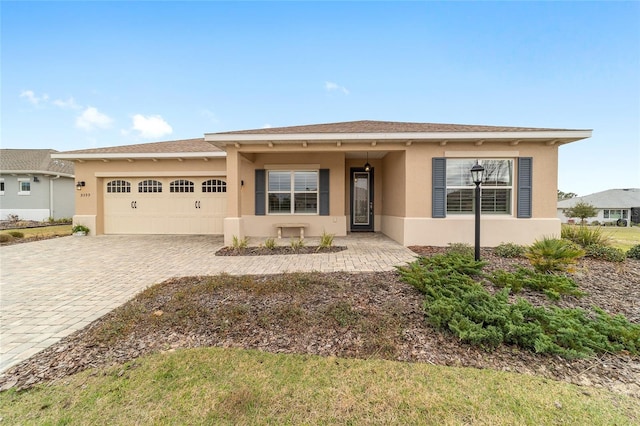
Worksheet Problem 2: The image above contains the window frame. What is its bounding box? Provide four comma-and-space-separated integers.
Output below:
106, 180, 132, 193
0, 178, 4, 195
202, 179, 227, 193
266, 170, 319, 215
445, 158, 514, 216
138, 179, 163, 193
169, 179, 195, 193
17, 178, 31, 195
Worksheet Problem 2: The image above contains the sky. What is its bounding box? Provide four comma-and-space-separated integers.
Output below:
2, 1, 638, 196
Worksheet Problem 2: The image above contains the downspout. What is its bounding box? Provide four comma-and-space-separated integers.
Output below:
49, 175, 61, 219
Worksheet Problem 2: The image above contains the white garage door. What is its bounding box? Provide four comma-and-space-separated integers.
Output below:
104, 177, 227, 234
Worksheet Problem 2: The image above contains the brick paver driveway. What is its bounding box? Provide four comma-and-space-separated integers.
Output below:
0, 234, 416, 372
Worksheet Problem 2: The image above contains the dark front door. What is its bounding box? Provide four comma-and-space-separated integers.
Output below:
350, 167, 374, 232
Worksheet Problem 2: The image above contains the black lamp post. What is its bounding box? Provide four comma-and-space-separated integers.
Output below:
470, 162, 485, 261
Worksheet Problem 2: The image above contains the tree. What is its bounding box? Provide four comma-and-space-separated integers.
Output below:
563, 202, 598, 224
558, 190, 578, 200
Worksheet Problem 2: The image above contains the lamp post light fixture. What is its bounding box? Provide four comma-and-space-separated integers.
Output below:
76, 181, 86, 191
470, 162, 485, 261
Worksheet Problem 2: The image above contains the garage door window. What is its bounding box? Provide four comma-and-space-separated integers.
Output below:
202, 179, 226, 193
170, 179, 194, 193
139, 180, 163, 193
107, 180, 131, 193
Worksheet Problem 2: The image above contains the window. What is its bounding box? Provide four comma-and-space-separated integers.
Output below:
170, 179, 194, 193
603, 209, 627, 220
267, 171, 318, 214
202, 179, 227, 193
446, 159, 513, 214
0, 179, 4, 195
107, 180, 131, 193
138, 180, 162, 193
17, 178, 31, 195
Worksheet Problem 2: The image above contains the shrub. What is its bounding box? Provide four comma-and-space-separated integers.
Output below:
0, 234, 14, 243
6, 214, 19, 222
584, 244, 626, 262
264, 238, 277, 250
590, 220, 600, 226
494, 242, 526, 258
231, 235, 248, 250
290, 238, 305, 252
561, 224, 611, 247
627, 244, 640, 260
318, 231, 335, 250
72, 224, 90, 234
446, 242, 474, 257
7, 231, 24, 238
488, 267, 585, 300
525, 237, 584, 274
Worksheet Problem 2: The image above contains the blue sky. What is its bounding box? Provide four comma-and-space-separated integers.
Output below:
2, 1, 638, 196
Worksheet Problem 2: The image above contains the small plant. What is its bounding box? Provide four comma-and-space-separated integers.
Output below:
72, 224, 90, 234
317, 231, 335, 251
290, 238, 305, 252
561, 224, 611, 248
0, 234, 14, 243
584, 245, 626, 262
264, 237, 277, 250
6, 214, 19, 222
627, 244, 640, 260
489, 267, 585, 300
446, 242, 474, 257
231, 235, 248, 250
591, 220, 600, 226
7, 231, 24, 238
525, 237, 584, 274
494, 242, 526, 258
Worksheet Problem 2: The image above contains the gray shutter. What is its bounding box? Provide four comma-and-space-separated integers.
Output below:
432, 158, 446, 218
319, 169, 330, 216
255, 169, 266, 216
517, 157, 532, 218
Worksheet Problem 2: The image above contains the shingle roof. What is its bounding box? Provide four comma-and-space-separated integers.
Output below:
59, 138, 221, 154
0, 149, 74, 175
557, 189, 640, 209
214, 120, 585, 135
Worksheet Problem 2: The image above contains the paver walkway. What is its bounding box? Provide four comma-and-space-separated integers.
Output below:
0, 233, 416, 372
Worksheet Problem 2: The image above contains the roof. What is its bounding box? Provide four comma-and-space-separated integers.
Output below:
0, 149, 75, 176
214, 120, 584, 135
58, 138, 221, 154
557, 189, 640, 209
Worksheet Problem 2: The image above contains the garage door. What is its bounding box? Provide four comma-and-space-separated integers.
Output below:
104, 177, 227, 234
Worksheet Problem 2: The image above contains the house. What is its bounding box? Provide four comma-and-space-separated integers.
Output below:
557, 188, 640, 226
0, 149, 75, 221
52, 120, 592, 245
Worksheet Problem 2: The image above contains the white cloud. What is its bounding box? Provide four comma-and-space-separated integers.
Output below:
131, 114, 173, 138
76, 107, 113, 130
52, 97, 81, 109
262, 124, 272, 129
20, 90, 49, 105
325, 81, 349, 95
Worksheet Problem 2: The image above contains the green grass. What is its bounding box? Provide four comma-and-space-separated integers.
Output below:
603, 226, 640, 251
1, 347, 637, 425
0, 224, 72, 240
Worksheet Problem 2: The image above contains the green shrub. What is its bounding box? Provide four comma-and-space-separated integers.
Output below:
488, 267, 585, 300
397, 252, 640, 358
494, 242, 526, 258
231, 235, 248, 250
264, 237, 277, 250
318, 231, 335, 250
561, 224, 611, 247
72, 224, 90, 234
0, 234, 14, 243
525, 237, 585, 274
627, 244, 640, 260
7, 231, 24, 238
290, 238, 305, 252
446, 243, 474, 257
590, 220, 600, 226
584, 244, 626, 262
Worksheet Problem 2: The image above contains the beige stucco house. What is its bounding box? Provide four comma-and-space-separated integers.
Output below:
52, 120, 592, 246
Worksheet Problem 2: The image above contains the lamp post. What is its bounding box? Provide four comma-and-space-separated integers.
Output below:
470, 163, 485, 261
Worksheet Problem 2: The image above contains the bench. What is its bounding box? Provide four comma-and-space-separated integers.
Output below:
274, 223, 309, 239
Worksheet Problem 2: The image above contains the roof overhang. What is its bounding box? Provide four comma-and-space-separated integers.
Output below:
51, 152, 226, 161
204, 130, 593, 149
0, 170, 74, 178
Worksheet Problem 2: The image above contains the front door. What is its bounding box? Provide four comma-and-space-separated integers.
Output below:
350, 167, 374, 232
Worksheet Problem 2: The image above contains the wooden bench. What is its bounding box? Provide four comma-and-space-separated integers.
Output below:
274, 223, 309, 239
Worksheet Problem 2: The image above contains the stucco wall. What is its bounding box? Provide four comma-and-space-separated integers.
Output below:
0, 174, 75, 220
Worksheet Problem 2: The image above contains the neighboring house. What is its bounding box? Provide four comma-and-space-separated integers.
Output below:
0, 149, 75, 221
557, 188, 640, 227
53, 120, 591, 245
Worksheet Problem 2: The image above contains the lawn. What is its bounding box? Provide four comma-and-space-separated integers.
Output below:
1, 347, 637, 425
0, 224, 71, 242
603, 226, 640, 251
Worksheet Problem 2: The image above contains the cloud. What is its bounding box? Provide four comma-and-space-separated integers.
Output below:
76, 107, 113, 130
131, 114, 173, 138
20, 90, 49, 105
262, 124, 273, 129
52, 97, 81, 109
325, 81, 349, 95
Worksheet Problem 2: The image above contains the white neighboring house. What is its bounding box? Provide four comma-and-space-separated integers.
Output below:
0, 149, 75, 221
557, 188, 640, 227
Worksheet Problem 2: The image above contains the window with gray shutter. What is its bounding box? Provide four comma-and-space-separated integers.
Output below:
517, 157, 532, 218
319, 169, 329, 216
432, 158, 446, 218
255, 169, 266, 215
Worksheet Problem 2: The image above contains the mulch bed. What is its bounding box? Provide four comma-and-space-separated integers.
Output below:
1, 247, 639, 399
216, 246, 347, 256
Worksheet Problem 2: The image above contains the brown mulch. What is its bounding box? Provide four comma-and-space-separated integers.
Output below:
216, 246, 347, 256
1, 248, 639, 399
